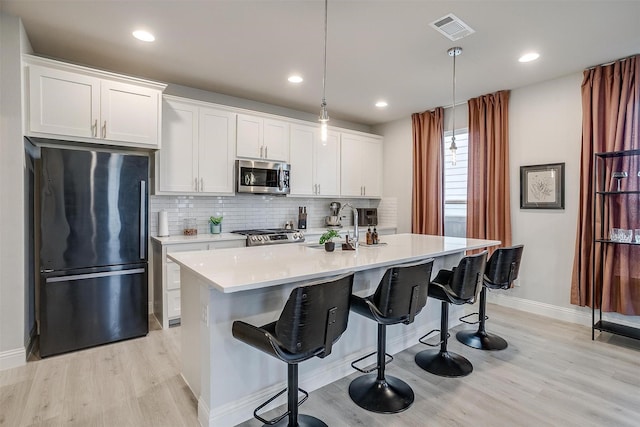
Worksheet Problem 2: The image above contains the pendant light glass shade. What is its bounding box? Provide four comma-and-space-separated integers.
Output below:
448, 47, 462, 166
319, 0, 329, 144
319, 101, 329, 143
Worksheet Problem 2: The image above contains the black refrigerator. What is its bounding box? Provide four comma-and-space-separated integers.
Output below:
34, 142, 149, 357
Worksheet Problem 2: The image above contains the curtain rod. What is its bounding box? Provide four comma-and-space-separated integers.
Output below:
442, 100, 467, 109
586, 53, 638, 70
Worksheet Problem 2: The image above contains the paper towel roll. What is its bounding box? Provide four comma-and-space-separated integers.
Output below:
158, 210, 169, 237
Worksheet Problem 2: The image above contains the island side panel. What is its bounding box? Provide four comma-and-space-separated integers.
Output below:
191, 252, 463, 426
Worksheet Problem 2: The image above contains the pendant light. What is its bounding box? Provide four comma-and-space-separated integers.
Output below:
448, 46, 462, 166
319, 0, 329, 144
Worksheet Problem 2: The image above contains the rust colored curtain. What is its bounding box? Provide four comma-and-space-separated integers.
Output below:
411, 108, 444, 235
467, 91, 512, 249
571, 55, 640, 314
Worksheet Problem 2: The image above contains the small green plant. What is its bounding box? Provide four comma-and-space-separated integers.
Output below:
209, 216, 223, 225
319, 229, 340, 244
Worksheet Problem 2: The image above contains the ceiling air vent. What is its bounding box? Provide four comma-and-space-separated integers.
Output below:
430, 13, 475, 41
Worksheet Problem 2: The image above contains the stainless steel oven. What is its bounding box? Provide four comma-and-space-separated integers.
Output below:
231, 229, 305, 246
236, 160, 290, 195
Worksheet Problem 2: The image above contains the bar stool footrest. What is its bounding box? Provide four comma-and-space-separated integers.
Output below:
419, 329, 447, 347
351, 350, 394, 374
254, 387, 309, 425
458, 312, 489, 325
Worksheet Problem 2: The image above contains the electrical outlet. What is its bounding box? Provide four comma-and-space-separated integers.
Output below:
201, 303, 209, 326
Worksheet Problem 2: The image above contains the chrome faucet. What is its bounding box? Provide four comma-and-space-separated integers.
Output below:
339, 203, 359, 249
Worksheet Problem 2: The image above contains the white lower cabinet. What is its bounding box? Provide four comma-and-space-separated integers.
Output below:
156, 96, 235, 195
152, 237, 245, 329
289, 124, 340, 197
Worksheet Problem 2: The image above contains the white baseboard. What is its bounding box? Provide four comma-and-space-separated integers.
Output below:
0, 347, 26, 371
488, 292, 592, 326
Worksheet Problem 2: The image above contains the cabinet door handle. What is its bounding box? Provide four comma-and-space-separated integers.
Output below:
200, 178, 204, 192
260, 145, 264, 158
92, 119, 97, 137
363, 186, 366, 196
195, 177, 198, 192
265, 146, 268, 158
318, 184, 321, 195
102, 121, 107, 138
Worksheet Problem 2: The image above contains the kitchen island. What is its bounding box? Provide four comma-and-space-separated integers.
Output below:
168, 233, 500, 426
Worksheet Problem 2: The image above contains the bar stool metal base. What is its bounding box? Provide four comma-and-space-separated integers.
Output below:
267, 414, 327, 427
456, 329, 508, 351
348, 374, 414, 414
415, 350, 473, 378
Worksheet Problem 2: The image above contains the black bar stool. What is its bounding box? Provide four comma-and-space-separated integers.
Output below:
415, 251, 487, 378
457, 245, 524, 350
348, 259, 434, 414
232, 272, 354, 427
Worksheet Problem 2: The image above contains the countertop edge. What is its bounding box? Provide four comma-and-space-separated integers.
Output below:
168, 235, 500, 294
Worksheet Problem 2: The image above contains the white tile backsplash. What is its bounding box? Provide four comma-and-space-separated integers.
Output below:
149, 195, 397, 236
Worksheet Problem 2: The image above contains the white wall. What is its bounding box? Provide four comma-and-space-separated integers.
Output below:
507, 73, 583, 307
377, 72, 640, 328
374, 117, 412, 233
166, 83, 372, 134
0, 14, 31, 369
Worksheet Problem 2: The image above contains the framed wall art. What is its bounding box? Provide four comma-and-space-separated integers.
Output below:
520, 162, 565, 209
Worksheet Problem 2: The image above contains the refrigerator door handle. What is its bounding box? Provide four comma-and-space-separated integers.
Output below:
45, 268, 146, 283
140, 180, 146, 260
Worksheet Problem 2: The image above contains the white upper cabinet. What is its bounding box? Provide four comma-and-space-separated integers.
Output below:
289, 124, 340, 197
198, 106, 236, 193
28, 65, 100, 139
24, 55, 165, 149
100, 80, 160, 145
156, 97, 235, 195
236, 113, 289, 162
158, 99, 199, 193
289, 125, 315, 196
315, 131, 341, 196
340, 133, 383, 198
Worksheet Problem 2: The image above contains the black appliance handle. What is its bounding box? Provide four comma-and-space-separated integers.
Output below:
140, 180, 146, 260
278, 166, 284, 191
45, 268, 145, 283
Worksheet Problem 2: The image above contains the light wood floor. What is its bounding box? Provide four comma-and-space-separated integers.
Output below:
2, 305, 639, 427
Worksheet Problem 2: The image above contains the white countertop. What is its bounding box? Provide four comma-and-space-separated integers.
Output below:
151, 225, 396, 246
151, 233, 246, 246
168, 233, 500, 293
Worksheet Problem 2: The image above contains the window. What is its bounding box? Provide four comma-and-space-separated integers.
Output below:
444, 130, 468, 237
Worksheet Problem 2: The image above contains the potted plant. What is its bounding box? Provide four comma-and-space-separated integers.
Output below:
209, 216, 223, 234
319, 229, 340, 252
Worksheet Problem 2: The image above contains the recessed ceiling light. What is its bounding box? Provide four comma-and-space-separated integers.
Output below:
375, 101, 388, 108
133, 30, 155, 42
519, 52, 540, 63
288, 75, 303, 83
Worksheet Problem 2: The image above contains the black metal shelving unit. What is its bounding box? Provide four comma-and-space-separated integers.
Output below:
592, 149, 640, 340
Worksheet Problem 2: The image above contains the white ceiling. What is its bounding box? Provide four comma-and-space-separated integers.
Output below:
2, 1, 639, 126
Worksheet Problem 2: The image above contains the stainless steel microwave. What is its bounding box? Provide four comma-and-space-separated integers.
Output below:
236, 160, 290, 195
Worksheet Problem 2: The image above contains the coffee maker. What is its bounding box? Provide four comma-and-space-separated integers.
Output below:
325, 201, 341, 227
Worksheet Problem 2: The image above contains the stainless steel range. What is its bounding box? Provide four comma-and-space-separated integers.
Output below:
232, 228, 305, 247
